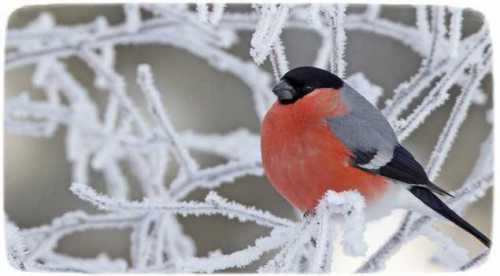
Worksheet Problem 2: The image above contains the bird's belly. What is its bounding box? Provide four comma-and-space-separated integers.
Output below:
261, 124, 389, 211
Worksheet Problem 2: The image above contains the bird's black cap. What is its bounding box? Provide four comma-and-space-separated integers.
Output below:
272, 66, 344, 104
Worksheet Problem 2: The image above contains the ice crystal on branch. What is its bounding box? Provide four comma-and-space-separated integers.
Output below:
5, 3, 492, 272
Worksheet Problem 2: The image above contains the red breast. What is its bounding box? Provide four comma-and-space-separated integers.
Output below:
261, 88, 389, 211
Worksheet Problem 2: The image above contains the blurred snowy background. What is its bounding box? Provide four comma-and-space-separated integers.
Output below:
4, 3, 492, 272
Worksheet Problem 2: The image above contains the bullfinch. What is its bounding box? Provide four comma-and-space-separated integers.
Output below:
261, 66, 490, 247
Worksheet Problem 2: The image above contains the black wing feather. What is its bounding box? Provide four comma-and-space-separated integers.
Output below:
351, 145, 452, 197
378, 145, 429, 184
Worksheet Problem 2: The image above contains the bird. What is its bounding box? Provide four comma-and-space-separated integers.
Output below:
260, 66, 490, 248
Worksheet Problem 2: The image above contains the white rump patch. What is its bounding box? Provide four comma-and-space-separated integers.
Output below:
359, 149, 393, 170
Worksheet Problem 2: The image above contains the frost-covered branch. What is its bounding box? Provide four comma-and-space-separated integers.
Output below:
259, 190, 367, 273
427, 6, 446, 69
423, 225, 469, 269
393, 27, 490, 140
175, 227, 290, 273
448, 7, 463, 58
426, 57, 491, 180
325, 4, 347, 78
16, 211, 142, 268
70, 182, 293, 229
459, 250, 489, 271
137, 64, 199, 175
250, 4, 290, 67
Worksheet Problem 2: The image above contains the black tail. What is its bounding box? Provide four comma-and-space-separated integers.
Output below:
409, 186, 491, 248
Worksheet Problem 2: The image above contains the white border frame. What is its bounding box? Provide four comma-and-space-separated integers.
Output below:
0, 0, 497, 275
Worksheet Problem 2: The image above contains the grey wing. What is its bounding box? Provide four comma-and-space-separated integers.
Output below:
328, 84, 451, 196
327, 84, 398, 171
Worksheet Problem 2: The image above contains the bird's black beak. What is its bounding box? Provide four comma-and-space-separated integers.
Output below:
272, 80, 295, 102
